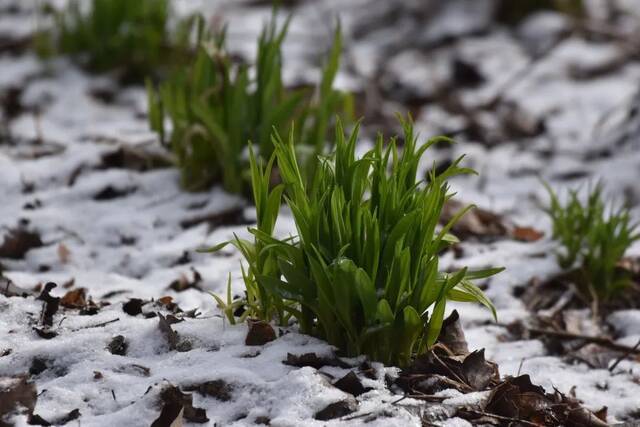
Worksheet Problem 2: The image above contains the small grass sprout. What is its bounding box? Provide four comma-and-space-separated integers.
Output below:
208, 116, 503, 367
210, 273, 249, 326
146, 15, 352, 192
544, 182, 640, 301
202, 145, 291, 324
35, 0, 195, 83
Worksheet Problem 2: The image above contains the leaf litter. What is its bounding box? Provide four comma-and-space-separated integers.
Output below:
2, 0, 640, 425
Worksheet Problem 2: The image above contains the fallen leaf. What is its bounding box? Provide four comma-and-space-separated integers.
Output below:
482, 375, 553, 424
150, 404, 183, 427
122, 298, 144, 316
443, 200, 509, 240
461, 350, 499, 390
107, 335, 127, 356
184, 380, 233, 402
452, 57, 486, 88
33, 327, 57, 340
314, 397, 358, 421
245, 319, 276, 346
511, 226, 544, 242
158, 296, 173, 305
284, 353, 349, 369
437, 310, 469, 355
61, 278, 75, 289
60, 288, 87, 309
29, 358, 49, 376
168, 268, 203, 292
57, 243, 71, 264
0, 376, 37, 424
0, 226, 43, 259
93, 185, 137, 201
151, 386, 208, 426
483, 375, 607, 427
333, 371, 371, 397
397, 345, 499, 394
100, 145, 172, 172
180, 206, 251, 230
158, 313, 179, 350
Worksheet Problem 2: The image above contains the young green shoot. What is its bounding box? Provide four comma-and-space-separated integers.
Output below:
208, 116, 503, 367
146, 15, 351, 192
544, 182, 640, 301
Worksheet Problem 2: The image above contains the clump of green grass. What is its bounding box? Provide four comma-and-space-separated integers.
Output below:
544, 182, 640, 301
35, 0, 195, 82
146, 16, 352, 193
207, 117, 503, 367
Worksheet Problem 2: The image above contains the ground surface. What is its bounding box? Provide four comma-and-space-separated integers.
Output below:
1, 0, 640, 426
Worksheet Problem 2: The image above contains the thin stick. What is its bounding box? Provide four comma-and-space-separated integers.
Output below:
460, 410, 541, 427
72, 318, 120, 331
609, 338, 640, 372
403, 394, 448, 402
431, 351, 472, 391
528, 328, 640, 354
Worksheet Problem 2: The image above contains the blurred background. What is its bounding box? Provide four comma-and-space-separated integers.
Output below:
3, 0, 640, 216
2, 2, 640, 423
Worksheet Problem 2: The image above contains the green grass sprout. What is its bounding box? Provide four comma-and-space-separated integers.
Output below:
207, 116, 503, 367
544, 182, 640, 301
35, 0, 196, 83
146, 14, 352, 192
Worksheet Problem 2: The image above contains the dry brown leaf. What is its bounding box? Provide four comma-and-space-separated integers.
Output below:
511, 226, 544, 242
57, 243, 71, 264
60, 288, 87, 309
158, 296, 173, 305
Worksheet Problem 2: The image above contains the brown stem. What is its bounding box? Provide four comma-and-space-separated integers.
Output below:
528, 328, 640, 354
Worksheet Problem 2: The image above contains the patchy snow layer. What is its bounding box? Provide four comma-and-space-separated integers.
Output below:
0, 295, 419, 426
2, 0, 640, 425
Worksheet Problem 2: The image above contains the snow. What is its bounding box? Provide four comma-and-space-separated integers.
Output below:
2, 0, 640, 425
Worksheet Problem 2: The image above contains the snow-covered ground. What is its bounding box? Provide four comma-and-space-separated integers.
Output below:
2, 1, 640, 425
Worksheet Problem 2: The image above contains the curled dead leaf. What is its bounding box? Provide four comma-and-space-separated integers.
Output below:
60, 288, 87, 309
245, 319, 276, 346
511, 226, 544, 242
57, 243, 71, 264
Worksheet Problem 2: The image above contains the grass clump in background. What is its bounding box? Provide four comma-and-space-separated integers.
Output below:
544, 182, 640, 301
146, 16, 352, 193
208, 117, 503, 367
35, 0, 195, 83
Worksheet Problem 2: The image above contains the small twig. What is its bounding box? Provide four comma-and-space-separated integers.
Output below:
403, 394, 448, 402
341, 411, 373, 421
460, 410, 541, 427
609, 338, 640, 372
391, 396, 408, 405
529, 328, 640, 354
72, 318, 120, 331
430, 350, 472, 391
